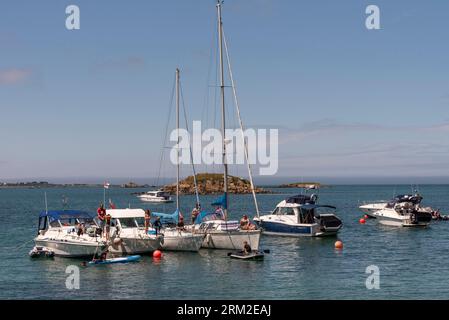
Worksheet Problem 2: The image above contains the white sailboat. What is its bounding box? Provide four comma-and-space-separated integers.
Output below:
152, 68, 205, 252
191, 1, 261, 250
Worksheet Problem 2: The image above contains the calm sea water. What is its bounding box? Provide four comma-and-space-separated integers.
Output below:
1, 185, 449, 300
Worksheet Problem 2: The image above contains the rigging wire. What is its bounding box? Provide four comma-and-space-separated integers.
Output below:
155, 75, 176, 187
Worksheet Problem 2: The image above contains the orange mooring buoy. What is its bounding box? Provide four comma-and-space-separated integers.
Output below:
335, 240, 343, 250
359, 218, 366, 224
153, 250, 162, 259
364, 214, 369, 220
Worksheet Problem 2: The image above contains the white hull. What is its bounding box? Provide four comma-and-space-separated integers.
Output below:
359, 203, 387, 217
108, 236, 162, 254
34, 239, 106, 258
201, 230, 261, 250
374, 209, 431, 227
161, 229, 204, 252
138, 197, 173, 203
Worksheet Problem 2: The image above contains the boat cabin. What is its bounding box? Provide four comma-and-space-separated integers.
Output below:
107, 208, 147, 230
38, 210, 98, 233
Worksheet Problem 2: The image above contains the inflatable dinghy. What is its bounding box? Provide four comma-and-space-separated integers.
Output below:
228, 250, 266, 260
29, 246, 55, 258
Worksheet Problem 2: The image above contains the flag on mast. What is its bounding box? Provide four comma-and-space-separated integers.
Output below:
109, 198, 116, 209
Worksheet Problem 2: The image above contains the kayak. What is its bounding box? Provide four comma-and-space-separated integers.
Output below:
88, 255, 141, 265
229, 251, 265, 260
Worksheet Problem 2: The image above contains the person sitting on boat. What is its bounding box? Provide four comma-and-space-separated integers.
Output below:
243, 241, 252, 255
240, 215, 250, 230
239, 215, 256, 230
97, 203, 106, 237
177, 215, 185, 229
153, 216, 162, 235
76, 222, 85, 236
191, 204, 200, 224
144, 209, 152, 233
214, 206, 225, 220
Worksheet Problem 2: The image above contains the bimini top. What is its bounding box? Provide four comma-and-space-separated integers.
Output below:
107, 208, 145, 219
39, 210, 94, 220
285, 194, 317, 205
393, 194, 423, 204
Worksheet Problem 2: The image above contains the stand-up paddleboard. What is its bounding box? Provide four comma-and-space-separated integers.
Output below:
88, 255, 141, 265
228, 250, 267, 260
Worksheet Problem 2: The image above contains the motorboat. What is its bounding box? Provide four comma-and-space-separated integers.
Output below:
359, 193, 438, 219
107, 208, 163, 254
33, 210, 107, 258
137, 190, 173, 203
372, 202, 432, 227
253, 194, 342, 237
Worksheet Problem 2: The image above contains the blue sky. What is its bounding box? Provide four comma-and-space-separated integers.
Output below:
1, 0, 449, 183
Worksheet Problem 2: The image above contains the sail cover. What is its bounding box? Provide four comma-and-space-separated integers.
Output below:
152, 209, 179, 224
211, 194, 227, 209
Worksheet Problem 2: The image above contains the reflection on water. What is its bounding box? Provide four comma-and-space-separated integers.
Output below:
1, 185, 449, 299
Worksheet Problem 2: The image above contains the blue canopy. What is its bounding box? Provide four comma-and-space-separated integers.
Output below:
152, 209, 179, 224
211, 194, 227, 209
39, 210, 95, 220
299, 204, 336, 210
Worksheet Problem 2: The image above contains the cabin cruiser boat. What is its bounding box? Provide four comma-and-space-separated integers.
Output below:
107, 208, 163, 254
253, 194, 342, 237
371, 201, 432, 227
359, 193, 437, 218
137, 190, 173, 203
33, 210, 107, 258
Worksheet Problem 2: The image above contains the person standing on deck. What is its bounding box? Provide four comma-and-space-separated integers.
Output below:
97, 203, 106, 238
144, 209, 152, 234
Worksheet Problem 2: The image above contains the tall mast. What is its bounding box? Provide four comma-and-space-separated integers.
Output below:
217, 0, 228, 218
176, 68, 180, 213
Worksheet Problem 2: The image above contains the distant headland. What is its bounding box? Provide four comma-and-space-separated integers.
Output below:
162, 173, 270, 195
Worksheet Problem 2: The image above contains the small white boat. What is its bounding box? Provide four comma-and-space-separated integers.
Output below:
29, 246, 55, 258
107, 208, 163, 254
137, 190, 173, 203
254, 194, 342, 237
359, 193, 438, 219
34, 210, 107, 258
373, 203, 432, 227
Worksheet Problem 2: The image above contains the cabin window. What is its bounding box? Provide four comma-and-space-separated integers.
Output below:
273, 207, 295, 216
49, 219, 61, 228
135, 217, 144, 227
119, 218, 138, 228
